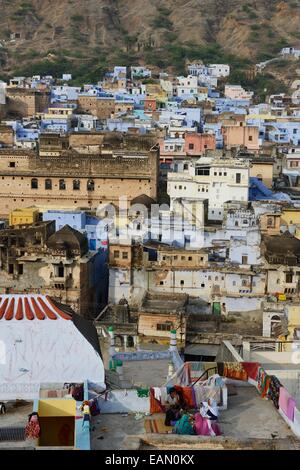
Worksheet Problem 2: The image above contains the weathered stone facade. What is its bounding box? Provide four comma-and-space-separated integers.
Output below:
6, 87, 51, 117
0, 221, 101, 316
0, 132, 159, 216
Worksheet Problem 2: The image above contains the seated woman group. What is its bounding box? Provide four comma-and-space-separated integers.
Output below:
165, 389, 221, 436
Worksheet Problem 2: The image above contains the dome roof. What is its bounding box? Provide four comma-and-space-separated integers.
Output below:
47, 225, 88, 256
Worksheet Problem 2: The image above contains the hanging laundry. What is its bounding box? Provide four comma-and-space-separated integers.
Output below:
223, 362, 248, 381
257, 367, 271, 398
267, 376, 282, 409
241, 362, 260, 381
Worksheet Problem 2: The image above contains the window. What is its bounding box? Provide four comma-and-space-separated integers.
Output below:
236, 173, 241, 184
188, 143, 194, 150
157, 323, 172, 332
160, 281, 164, 285
180, 280, 184, 286
57, 264, 64, 278
73, 179, 80, 190
196, 167, 210, 176
122, 252, 128, 259
249, 135, 253, 141
188, 256, 192, 261
286, 273, 293, 283
267, 217, 274, 228
242, 255, 248, 265
201, 283, 205, 287
242, 279, 247, 286
114, 250, 120, 258
45, 179, 52, 190
31, 178, 38, 189
18, 264, 23, 275
8, 264, 14, 274
87, 179, 95, 191
181, 256, 185, 260
9, 162, 15, 168
59, 179, 66, 190
183, 163, 188, 170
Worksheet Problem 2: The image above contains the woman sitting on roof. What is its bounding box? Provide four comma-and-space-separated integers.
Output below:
164, 387, 187, 426
194, 399, 222, 437
173, 413, 195, 435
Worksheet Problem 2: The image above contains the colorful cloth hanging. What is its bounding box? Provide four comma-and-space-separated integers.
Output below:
267, 376, 282, 409
257, 367, 271, 398
241, 362, 260, 381
223, 362, 248, 381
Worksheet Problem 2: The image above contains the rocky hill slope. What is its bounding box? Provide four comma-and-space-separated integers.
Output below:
0, 0, 300, 84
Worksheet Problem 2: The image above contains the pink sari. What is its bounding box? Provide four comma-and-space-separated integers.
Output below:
194, 413, 222, 436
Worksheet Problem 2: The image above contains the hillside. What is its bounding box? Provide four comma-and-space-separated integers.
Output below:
0, 0, 300, 85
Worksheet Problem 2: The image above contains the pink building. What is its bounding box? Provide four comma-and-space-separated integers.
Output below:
222, 125, 259, 151
184, 132, 216, 156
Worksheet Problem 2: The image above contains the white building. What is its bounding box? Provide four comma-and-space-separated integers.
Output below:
208, 64, 230, 78
167, 157, 250, 221
0, 294, 105, 400
281, 47, 300, 59
176, 76, 198, 97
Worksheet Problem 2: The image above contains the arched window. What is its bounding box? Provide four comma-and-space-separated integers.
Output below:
73, 179, 80, 191
183, 163, 188, 170
87, 179, 95, 191
45, 179, 52, 190
59, 179, 66, 190
31, 178, 38, 189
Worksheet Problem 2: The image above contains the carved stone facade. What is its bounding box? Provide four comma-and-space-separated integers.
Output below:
0, 132, 159, 216
0, 221, 102, 316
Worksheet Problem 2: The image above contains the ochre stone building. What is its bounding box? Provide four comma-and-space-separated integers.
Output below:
0, 131, 159, 217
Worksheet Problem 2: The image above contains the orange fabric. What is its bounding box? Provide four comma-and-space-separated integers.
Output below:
174, 385, 195, 408
223, 363, 248, 381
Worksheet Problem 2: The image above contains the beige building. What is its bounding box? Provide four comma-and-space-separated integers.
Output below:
0, 132, 159, 217
77, 95, 115, 119
0, 221, 101, 316
6, 87, 51, 117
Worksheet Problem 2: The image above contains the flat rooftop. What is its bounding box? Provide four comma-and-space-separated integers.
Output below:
122, 359, 170, 388
92, 385, 298, 450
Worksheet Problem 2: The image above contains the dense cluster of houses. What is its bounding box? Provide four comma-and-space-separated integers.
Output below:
0, 60, 299, 343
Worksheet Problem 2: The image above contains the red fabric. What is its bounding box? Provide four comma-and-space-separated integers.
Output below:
149, 388, 166, 414
242, 362, 260, 381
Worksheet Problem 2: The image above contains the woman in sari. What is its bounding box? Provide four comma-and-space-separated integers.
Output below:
173, 413, 195, 435
164, 387, 186, 426
194, 399, 222, 436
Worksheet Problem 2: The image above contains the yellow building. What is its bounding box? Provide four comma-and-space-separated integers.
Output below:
9, 207, 39, 226
37, 399, 76, 447
281, 207, 300, 226
250, 160, 274, 188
